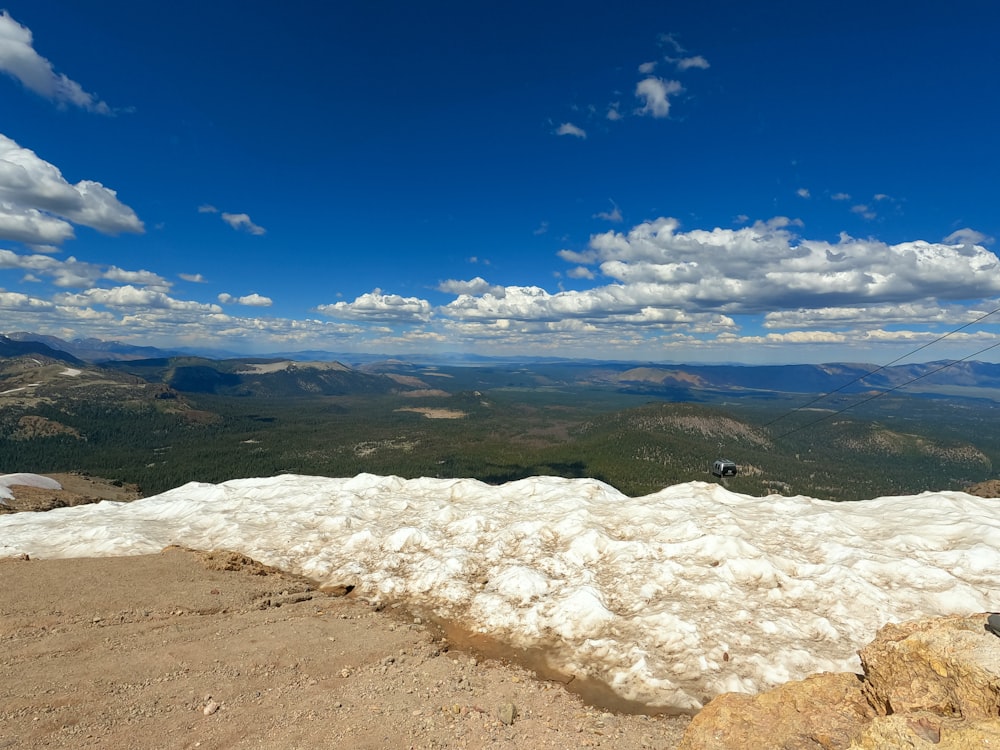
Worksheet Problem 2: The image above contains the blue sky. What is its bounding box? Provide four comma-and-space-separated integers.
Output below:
1, 1, 999, 364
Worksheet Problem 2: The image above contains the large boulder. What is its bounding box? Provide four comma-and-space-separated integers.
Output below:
859, 614, 1000, 720
678, 614, 1000, 750
676, 672, 873, 750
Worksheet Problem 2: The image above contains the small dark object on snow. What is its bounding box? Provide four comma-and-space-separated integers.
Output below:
986, 613, 1000, 638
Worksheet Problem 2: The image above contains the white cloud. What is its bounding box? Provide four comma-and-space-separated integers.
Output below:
0, 289, 53, 310
197, 204, 218, 214
315, 289, 433, 323
851, 204, 876, 220
1, 248, 98, 287
563, 218, 1000, 314
0, 248, 178, 293
606, 104, 622, 121
944, 228, 993, 245
0, 203, 74, 244
533, 221, 549, 236
0, 11, 111, 114
796, 188, 810, 199
831, 192, 851, 201
220, 212, 266, 235
676, 55, 710, 70
555, 122, 587, 139
634, 77, 682, 118
56, 285, 223, 312
593, 200, 623, 223
638, 61, 657, 74
27, 243, 59, 254
437, 277, 506, 297
218, 292, 273, 307
0, 133, 143, 243
567, 266, 595, 280
179, 273, 207, 283
763, 301, 970, 329
103, 266, 170, 290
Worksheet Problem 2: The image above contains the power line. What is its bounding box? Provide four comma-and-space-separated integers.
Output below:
773, 338, 1000, 440
763, 303, 1000, 429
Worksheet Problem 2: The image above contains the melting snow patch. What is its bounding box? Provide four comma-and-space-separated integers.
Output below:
1, 473, 999, 712
0, 473, 62, 501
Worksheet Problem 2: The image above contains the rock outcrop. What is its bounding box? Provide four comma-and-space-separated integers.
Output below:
678, 613, 1000, 750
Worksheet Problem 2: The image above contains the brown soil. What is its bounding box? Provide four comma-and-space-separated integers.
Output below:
0, 546, 691, 749
0, 473, 141, 514
964, 479, 1000, 498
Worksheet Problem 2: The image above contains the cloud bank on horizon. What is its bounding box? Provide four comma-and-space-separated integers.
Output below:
0, 3, 998, 363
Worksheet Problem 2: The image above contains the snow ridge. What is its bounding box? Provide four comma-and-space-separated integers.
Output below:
2, 473, 998, 712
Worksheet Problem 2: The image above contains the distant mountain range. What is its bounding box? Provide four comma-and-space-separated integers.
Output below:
5, 331, 1000, 402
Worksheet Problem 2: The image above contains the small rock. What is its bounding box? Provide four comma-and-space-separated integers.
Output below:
498, 703, 517, 726
203, 700, 220, 716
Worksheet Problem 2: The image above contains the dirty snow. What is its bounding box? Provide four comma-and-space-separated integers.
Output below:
2, 473, 998, 712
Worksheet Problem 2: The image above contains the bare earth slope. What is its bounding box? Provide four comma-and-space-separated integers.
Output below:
0, 472, 141, 513
0, 547, 690, 750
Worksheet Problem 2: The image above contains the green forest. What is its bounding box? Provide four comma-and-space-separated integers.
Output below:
2, 371, 996, 501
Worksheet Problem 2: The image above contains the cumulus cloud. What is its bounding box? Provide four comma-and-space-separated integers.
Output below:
555, 217, 1000, 318
179, 273, 207, 283
56, 285, 222, 312
220, 212, 266, 235
635, 77, 682, 118
0, 11, 111, 113
0, 133, 143, 244
555, 122, 587, 139
606, 104, 622, 121
675, 55, 709, 70
218, 292, 273, 307
0, 204, 74, 244
0, 248, 175, 292
1, 248, 98, 287
638, 61, 657, 74
797, 188, 810, 199
831, 192, 851, 201
0, 289, 53, 310
437, 277, 506, 297
103, 266, 170, 289
315, 289, 433, 323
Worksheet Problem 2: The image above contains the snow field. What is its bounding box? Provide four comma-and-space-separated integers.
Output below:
2, 473, 998, 711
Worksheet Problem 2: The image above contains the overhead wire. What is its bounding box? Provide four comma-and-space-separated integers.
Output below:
773, 338, 1000, 440
762, 302, 1000, 430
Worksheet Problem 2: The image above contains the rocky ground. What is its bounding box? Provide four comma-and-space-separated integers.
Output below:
0, 546, 692, 750
0, 472, 141, 513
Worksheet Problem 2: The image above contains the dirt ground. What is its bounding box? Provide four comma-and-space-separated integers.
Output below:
0, 472, 141, 513
0, 546, 692, 750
